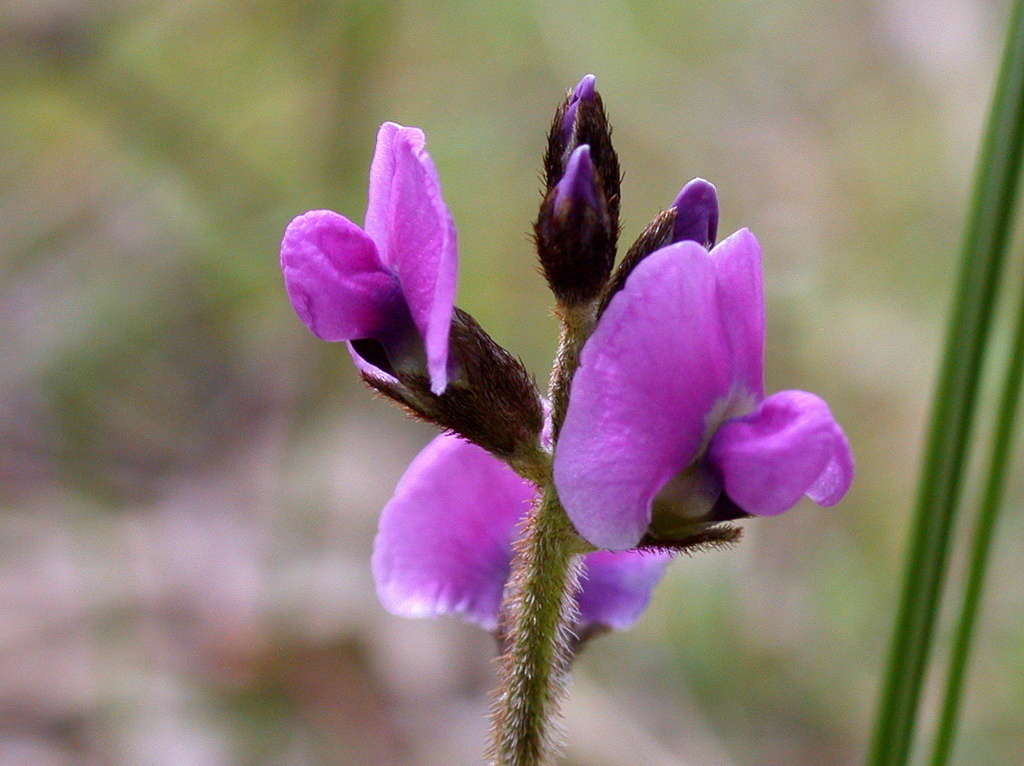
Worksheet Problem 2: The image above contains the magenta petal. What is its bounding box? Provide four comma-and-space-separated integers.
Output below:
554, 242, 734, 549
363, 122, 402, 248
710, 228, 765, 399
372, 434, 531, 630
363, 122, 457, 394
577, 551, 672, 630
375, 434, 670, 631
707, 390, 854, 516
280, 210, 401, 341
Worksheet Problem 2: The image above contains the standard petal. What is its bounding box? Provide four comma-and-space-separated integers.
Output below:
577, 551, 672, 630
363, 123, 458, 394
364, 122, 402, 247
372, 434, 532, 630
710, 228, 765, 399
706, 390, 853, 516
554, 242, 734, 549
280, 210, 403, 342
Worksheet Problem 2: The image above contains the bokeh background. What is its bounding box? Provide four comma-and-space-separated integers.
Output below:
3, 0, 1023, 764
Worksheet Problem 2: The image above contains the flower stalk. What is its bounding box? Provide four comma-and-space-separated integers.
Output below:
490, 488, 583, 766
490, 287, 597, 765
548, 301, 597, 438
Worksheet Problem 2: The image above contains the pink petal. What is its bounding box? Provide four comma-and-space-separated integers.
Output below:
710, 228, 765, 399
364, 122, 403, 248
372, 434, 530, 630
577, 550, 672, 630
554, 242, 734, 549
707, 390, 854, 516
364, 123, 458, 394
374, 435, 673, 631
280, 210, 402, 341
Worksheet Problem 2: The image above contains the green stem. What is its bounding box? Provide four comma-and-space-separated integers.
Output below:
490, 489, 582, 766
867, 2, 1024, 764
928, 271, 1024, 766
548, 301, 596, 439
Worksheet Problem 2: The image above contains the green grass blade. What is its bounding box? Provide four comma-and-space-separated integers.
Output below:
928, 267, 1024, 766
866, 2, 1024, 764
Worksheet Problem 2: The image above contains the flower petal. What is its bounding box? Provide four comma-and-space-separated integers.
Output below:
710, 228, 764, 399
372, 434, 531, 630
577, 551, 672, 630
364, 122, 458, 394
707, 390, 854, 516
554, 242, 734, 549
374, 434, 671, 632
364, 122, 402, 247
280, 210, 403, 342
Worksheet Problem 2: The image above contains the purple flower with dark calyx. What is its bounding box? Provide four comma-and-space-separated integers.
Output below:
281, 124, 543, 460
281, 122, 457, 394
554, 228, 854, 549
373, 432, 670, 633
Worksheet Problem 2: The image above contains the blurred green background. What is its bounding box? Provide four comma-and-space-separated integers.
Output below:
2, 0, 1023, 764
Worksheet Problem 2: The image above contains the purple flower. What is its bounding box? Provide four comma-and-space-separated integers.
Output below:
280, 122, 457, 394
554, 228, 854, 549
373, 432, 670, 632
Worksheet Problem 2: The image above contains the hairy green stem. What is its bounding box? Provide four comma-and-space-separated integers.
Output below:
488, 297, 596, 765
867, 2, 1024, 763
490, 490, 582, 765
548, 302, 596, 439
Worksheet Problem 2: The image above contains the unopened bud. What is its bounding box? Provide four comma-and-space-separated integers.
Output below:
554, 144, 599, 210
560, 74, 597, 144
543, 75, 621, 235
671, 178, 719, 247
599, 207, 676, 316
599, 178, 720, 316
535, 145, 615, 305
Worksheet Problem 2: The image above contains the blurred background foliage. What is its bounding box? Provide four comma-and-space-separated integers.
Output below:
1, 0, 1022, 764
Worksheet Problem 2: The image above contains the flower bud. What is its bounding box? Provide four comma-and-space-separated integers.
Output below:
672, 178, 719, 248
560, 74, 597, 145
599, 178, 720, 315
598, 207, 676, 316
535, 145, 615, 305
543, 75, 620, 233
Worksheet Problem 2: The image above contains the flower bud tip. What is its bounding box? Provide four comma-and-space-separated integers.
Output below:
672, 178, 719, 248
554, 145, 597, 210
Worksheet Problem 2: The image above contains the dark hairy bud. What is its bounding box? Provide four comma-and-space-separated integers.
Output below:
535, 145, 615, 305
542, 75, 621, 244
360, 308, 545, 462
599, 207, 676, 316
598, 178, 720, 316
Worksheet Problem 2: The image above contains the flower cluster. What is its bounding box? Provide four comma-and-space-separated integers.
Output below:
280, 75, 854, 640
